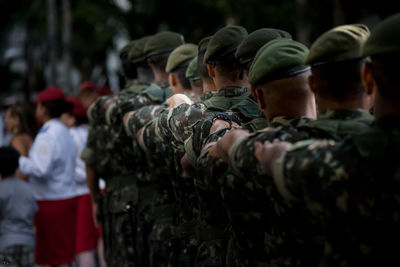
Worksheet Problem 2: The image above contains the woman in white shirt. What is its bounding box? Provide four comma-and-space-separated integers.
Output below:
19, 86, 78, 267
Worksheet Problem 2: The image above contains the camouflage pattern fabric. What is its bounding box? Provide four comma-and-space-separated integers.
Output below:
297, 109, 374, 140
272, 116, 400, 266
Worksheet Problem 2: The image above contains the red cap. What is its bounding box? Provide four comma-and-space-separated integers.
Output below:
97, 86, 114, 96
66, 97, 87, 118
79, 81, 98, 92
37, 86, 65, 103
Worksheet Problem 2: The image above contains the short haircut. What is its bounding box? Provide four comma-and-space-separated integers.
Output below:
120, 52, 137, 80
147, 52, 170, 73
370, 54, 400, 99
213, 51, 242, 82
42, 99, 73, 118
197, 49, 210, 80
0, 146, 20, 178
173, 66, 191, 90
311, 58, 364, 100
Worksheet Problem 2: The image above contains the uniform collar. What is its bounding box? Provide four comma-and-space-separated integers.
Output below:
270, 116, 313, 128
214, 85, 250, 97
318, 108, 373, 121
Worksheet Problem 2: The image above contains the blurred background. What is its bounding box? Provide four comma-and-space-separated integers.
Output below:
0, 0, 397, 103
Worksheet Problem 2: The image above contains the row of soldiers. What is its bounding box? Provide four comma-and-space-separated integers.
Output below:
81, 12, 400, 266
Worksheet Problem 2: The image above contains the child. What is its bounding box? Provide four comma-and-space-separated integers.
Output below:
0, 146, 38, 267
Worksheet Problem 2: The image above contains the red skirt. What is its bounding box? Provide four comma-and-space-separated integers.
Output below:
75, 194, 100, 253
35, 197, 78, 265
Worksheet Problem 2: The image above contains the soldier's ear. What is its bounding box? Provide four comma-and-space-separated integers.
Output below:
255, 86, 266, 110
308, 74, 317, 94
361, 60, 376, 97
169, 73, 177, 87
207, 63, 215, 79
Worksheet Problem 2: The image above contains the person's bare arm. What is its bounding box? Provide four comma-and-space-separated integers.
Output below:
86, 164, 100, 227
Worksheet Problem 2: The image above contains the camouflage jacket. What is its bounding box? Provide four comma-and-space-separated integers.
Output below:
273, 115, 400, 266
298, 108, 374, 140
81, 95, 118, 179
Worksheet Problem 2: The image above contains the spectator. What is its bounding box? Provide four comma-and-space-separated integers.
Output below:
18, 86, 78, 267
0, 146, 37, 267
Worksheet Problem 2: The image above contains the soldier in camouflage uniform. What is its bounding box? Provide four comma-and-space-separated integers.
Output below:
130, 43, 197, 267
175, 25, 259, 267
202, 24, 375, 266
82, 36, 160, 266
256, 13, 400, 266
123, 31, 186, 267
195, 38, 317, 266
295, 24, 374, 139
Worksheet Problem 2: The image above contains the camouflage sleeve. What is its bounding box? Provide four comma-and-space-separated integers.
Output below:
80, 125, 97, 166
168, 103, 207, 145
126, 104, 165, 137
272, 139, 354, 204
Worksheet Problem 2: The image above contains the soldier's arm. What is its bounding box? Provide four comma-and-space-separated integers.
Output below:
215, 128, 249, 162
254, 140, 292, 176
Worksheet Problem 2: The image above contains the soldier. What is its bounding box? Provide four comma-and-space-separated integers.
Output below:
81, 36, 156, 267
130, 43, 198, 267
255, 12, 400, 266
198, 38, 318, 266
297, 24, 374, 139
165, 43, 198, 99
185, 56, 203, 100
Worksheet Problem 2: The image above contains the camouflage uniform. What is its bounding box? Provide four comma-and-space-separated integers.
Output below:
223, 116, 320, 266
82, 94, 139, 267
297, 109, 374, 140
180, 86, 263, 267
123, 83, 171, 266
273, 116, 400, 266
224, 110, 373, 265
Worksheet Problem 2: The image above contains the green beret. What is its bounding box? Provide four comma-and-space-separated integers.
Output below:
128, 35, 152, 64
362, 13, 400, 57
198, 36, 212, 52
204, 25, 248, 63
120, 41, 136, 58
236, 28, 292, 64
306, 24, 370, 66
144, 31, 185, 58
165, 43, 198, 73
185, 56, 199, 80
249, 38, 310, 85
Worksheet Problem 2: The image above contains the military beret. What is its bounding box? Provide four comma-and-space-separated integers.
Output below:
165, 43, 198, 73
144, 31, 185, 58
198, 36, 212, 53
119, 41, 136, 58
128, 35, 152, 64
306, 24, 370, 66
235, 28, 292, 64
249, 38, 310, 85
362, 13, 400, 57
37, 86, 65, 103
185, 56, 199, 80
204, 25, 248, 63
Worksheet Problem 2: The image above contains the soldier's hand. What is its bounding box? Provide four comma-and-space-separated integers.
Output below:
166, 94, 193, 108
254, 140, 292, 176
210, 119, 241, 134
